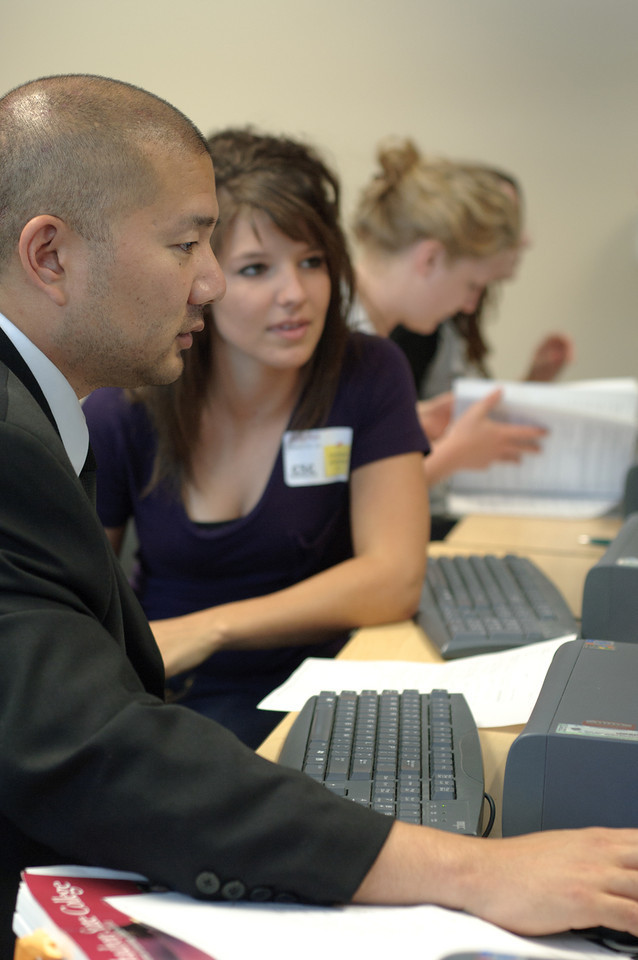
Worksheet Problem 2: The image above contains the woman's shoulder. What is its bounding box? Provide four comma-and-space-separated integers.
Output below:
84, 387, 146, 420
342, 330, 414, 379
83, 387, 154, 441
334, 333, 426, 461
84, 386, 124, 410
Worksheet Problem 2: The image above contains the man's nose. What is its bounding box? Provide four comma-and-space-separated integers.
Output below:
191, 249, 226, 305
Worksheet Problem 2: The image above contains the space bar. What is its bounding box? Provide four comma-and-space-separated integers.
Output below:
344, 781, 372, 803
325, 780, 373, 803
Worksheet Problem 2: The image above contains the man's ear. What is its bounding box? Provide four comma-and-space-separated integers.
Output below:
18, 215, 75, 307
412, 238, 446, 277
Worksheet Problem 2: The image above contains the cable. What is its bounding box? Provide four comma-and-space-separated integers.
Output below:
481, 792, 496, 837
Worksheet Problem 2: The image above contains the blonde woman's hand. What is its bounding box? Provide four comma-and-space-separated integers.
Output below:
416, 392, 454, 441
525, 333, 574, 382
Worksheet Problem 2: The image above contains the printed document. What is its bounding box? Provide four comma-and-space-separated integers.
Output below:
447, 377, 638, 518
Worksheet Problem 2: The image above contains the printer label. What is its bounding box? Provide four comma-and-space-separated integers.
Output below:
556, 722, 638, 742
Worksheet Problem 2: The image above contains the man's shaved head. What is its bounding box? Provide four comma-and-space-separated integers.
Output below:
0, 74, 210, 269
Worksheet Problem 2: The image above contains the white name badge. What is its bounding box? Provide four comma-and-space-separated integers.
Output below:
283, 427, 353, 487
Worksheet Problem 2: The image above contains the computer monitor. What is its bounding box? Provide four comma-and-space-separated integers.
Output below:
581, 512, 638, 643
622, 462, 638, 516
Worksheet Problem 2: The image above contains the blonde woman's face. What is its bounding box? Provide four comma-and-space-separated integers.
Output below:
397, 244, 512, 333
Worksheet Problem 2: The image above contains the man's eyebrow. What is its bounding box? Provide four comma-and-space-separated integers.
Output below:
194, 214, 219, 228
178, 214, 219, 229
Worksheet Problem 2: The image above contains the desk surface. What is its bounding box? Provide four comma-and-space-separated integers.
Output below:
447, 512, 622, 556
258, 514, 609, 838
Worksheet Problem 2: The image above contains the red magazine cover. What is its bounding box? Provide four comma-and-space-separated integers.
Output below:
17, 869, 216, 960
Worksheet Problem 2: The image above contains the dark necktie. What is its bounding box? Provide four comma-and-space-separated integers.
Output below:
79, 445, 97, 505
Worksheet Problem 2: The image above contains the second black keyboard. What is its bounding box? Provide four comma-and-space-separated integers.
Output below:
418, 553, 578, 660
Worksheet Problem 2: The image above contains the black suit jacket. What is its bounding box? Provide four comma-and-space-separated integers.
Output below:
0, 329, 391, 953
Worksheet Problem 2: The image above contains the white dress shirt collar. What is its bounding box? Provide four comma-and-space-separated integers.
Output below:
0, 312, 89, 475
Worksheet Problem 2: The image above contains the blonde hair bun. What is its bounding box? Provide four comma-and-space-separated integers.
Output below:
376, 137, 421, 187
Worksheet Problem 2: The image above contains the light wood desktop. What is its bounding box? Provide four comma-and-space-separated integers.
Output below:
257, 513, 613, 837
446, 512, 622, 556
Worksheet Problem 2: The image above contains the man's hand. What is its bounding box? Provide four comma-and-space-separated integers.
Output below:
354, 821, 638, 939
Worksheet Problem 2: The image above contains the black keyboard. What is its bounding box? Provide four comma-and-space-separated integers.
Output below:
279, 688, 485, 835
418, 554, 578, 660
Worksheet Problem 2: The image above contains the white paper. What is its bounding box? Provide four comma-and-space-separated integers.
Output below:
106, 891, 628, 960
446, 492, 619, 518
15, 866, 632, 960
258, 636, 575, 728
448, 378, 638, 515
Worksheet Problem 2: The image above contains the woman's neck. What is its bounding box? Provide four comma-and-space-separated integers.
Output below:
207, 341, 304, 426
355, 254, 399, 337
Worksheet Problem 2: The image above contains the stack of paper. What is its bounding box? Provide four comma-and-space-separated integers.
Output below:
447, 378, 638, 518
13, 865, 630, 960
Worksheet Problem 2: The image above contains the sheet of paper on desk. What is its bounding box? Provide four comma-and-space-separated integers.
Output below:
258, 636, 575, 727
105, 891, 627, 960
446, 491, 622, 518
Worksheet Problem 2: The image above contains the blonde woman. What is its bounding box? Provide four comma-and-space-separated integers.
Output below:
351, 140, 548, 490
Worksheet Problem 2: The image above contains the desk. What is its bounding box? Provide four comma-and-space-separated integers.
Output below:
447, 513, 622, 556
258, 519, 607, 838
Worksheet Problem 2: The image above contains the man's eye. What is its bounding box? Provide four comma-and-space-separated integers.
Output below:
178, 241, 196, 253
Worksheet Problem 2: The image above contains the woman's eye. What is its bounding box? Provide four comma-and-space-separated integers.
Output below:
178, 241, 197, 253
239, 262, 267, 277
302, 254, 326, 269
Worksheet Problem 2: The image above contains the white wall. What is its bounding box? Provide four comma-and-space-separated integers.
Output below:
3, 0, 637, 380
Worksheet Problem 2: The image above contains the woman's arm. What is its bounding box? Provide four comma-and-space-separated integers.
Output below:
151, 451, 429, 677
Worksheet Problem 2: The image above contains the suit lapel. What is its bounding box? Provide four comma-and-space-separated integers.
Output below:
79, 445, 97, 505
0, 327, 59, 435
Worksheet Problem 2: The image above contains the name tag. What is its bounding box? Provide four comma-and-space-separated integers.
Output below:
283, 427, 353, 487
